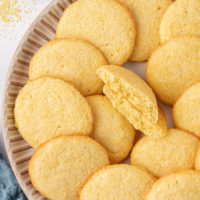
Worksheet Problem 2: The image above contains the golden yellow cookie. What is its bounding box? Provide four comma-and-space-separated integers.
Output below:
146, 36, 200, 105
173, 82, 200, 138
97, 65, 167, 137
29, 39, 108, 96
159, 0, 200, 43
103, 85, 167, 138
56, 0, 136, 65
146, 170, 200, 200
97, 65, 158, 122
29, 135, 110, 200
14, 77, 93, 147
80, 164, 156, 200
117, 0, 172, 61
87, 95, 135, 163
131, 129, 199, 177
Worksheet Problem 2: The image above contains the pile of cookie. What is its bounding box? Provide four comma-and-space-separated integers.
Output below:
14, 0, 200, 199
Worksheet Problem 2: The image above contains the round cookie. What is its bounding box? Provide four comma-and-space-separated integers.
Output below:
29, 39, 108, 96
97, 65, 158, 123
117, 0, 172, 61
29, 135, 110, 200
14, 77, 93, 147
146, 170, 200, 200
173, 82, 200, 138
159, 0, 200, 43
146, 36, 200, 105
56, 0, 136, 65
131, 129, 199, 177
97, 65, 167, 138
80, 164, 156, 200
87, 95, 135, 163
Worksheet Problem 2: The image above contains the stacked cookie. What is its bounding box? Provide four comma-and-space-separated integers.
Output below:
14, 0, 200, 199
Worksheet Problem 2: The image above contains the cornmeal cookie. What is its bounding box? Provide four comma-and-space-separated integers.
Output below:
29, 39, 108, 96
146, 170, 200, 200
173, 83, 200, 138
87, 95, 135, 163
29, 135, 110, 200
14, 77, 93, 147
56, 0, 136, 65
97, 65, 158, 122
146, 36, 200, 105
131, 129, 199, 177
97, 65, 167, 137
117, 0, 172, 61
80, 164, 156, 200
159, 0, 200, 43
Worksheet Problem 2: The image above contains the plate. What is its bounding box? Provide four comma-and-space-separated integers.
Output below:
2, 0, 173, 199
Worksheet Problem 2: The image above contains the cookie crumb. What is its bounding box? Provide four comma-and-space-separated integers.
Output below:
0, 0, 21, 22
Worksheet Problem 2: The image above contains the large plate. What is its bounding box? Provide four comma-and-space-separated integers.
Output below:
2, 0, 173, 199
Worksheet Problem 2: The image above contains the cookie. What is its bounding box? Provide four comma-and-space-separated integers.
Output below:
97, 65, 167, 137
97, 65, 158, 122
146, 170, 200, 200
56, 0, 136, 65
80, 164, 156, 200
131, 129, 199, 177
29, 135, 110, 200
117, 0, 172, 61
146, 36, 200, 105
173, 82, 200, 138
159, 0, 200, 43
29, 39, 108, 96
14, 77, 93, 147
87, 95, 135, 163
